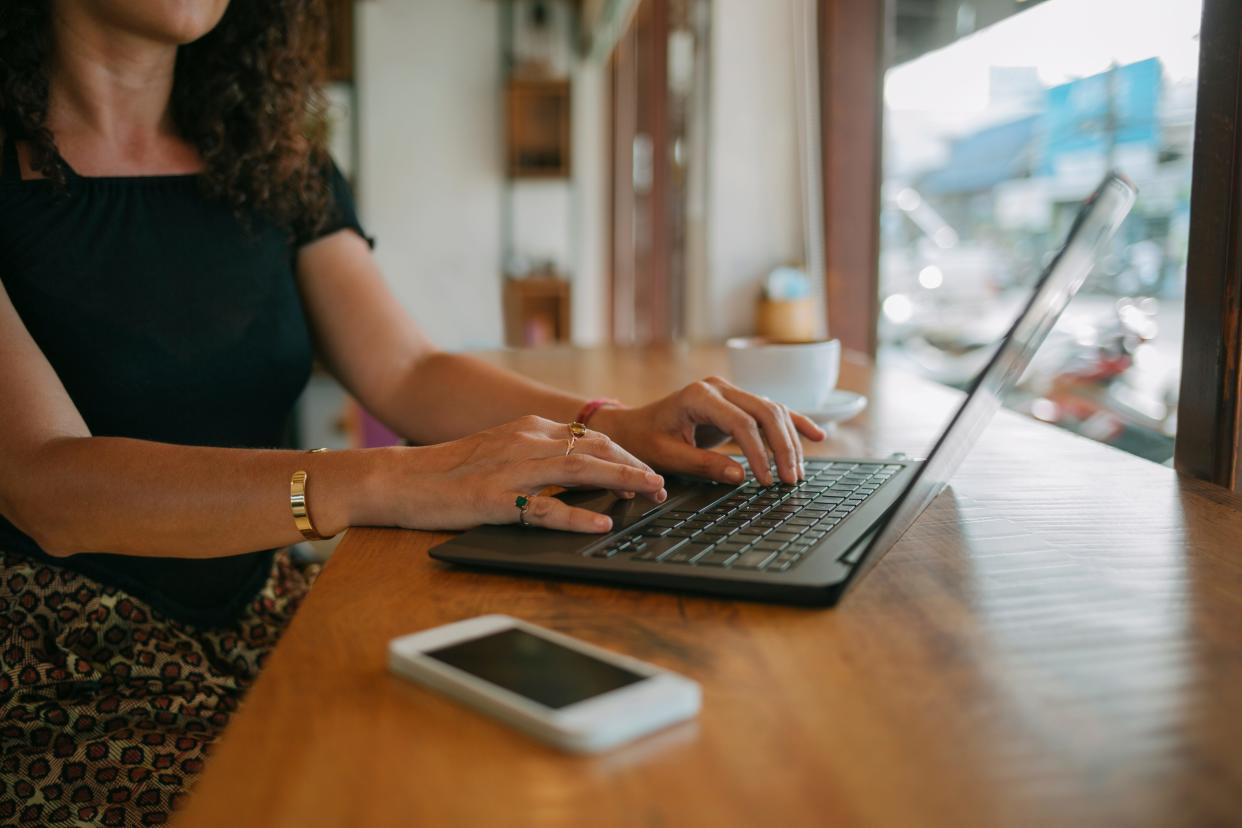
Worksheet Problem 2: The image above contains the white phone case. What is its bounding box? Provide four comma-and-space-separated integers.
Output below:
388, 615, 700, 753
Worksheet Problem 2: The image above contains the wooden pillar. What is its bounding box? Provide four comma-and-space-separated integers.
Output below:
1175, 0, 1242, 491
818, 0, 884, 356
608, 0, 672, 345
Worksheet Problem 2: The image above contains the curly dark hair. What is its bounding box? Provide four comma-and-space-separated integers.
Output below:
0, 0, 332, 238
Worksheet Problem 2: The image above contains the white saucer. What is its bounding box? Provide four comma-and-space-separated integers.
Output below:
802, 390, 868, 423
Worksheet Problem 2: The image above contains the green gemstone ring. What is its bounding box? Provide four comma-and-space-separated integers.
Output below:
515, 494, 531, 526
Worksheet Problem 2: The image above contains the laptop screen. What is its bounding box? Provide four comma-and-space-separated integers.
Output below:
845, 174, 1138, 589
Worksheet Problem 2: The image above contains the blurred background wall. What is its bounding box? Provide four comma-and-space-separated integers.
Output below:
355, 0, 506, 350
699, 0, 806, 341
345, 0, 813, 350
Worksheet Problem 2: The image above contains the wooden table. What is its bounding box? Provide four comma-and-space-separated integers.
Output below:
175, 346, 1242, 827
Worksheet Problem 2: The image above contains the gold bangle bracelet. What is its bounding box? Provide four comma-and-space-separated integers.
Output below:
290, 449, 333, 541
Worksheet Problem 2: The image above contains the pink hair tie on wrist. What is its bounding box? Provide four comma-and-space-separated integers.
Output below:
576, 398, 624, 427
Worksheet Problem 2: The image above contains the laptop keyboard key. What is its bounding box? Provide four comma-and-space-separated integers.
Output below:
734, 550, 777, 570
681, 541, 716, 560
624, 536, 685, 560
613, 461, 898, 572
661, 546, 699, 563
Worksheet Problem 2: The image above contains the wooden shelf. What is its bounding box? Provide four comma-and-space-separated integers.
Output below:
326, 0, 354, 82
506, 79, 572, 178
503, 277, 571, 346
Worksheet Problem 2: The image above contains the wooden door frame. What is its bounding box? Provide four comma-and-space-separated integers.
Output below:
1174, 0, 1242, 491
818, 0, 884, 357
607, 31, 636, 343
607, 0, 673, 345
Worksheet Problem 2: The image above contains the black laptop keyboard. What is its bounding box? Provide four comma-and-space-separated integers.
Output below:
584, 460, 901, 572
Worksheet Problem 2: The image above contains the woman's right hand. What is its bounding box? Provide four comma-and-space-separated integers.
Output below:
370, 416, 667, 534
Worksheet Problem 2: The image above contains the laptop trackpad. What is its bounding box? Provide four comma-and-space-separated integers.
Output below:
559, 476, 732, 529
557, 489, 664, 532
442, 481, 722, 560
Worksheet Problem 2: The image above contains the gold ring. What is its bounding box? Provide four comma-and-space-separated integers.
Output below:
515, 494, 531, 526
565, 421, 588, 455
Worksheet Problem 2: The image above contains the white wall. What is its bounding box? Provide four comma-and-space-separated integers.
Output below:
509, 183, 572, 274
507, 0, 609, 346
353, 0, 804, 350
356, 0, 607, 350
568, 59, 609, 346
692, 0, 806, 341
356, 0, 504, 351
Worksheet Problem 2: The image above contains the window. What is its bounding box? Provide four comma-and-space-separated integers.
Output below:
878, 0, 1200, 463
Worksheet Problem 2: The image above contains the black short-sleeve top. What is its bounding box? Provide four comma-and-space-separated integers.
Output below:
0, 137, 371, 628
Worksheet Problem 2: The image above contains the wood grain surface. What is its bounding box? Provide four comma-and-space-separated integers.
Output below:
173, 347, 1242, 828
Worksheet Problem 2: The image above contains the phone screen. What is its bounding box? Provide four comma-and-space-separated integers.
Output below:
425, 628, 645, 709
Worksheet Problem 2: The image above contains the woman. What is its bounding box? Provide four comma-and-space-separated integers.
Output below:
0, 0, 823, 824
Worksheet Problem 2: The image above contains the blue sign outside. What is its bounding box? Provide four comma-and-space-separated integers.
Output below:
1039, 57, 1161, 173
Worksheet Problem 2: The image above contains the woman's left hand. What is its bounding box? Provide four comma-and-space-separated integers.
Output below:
590, 376, 826, 487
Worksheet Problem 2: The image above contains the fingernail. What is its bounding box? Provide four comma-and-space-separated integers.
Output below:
725, 466, 744, 482
656, 489, 668, 503
595, 516, 612, 531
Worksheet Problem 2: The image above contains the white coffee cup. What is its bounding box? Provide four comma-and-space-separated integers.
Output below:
725, 337, 841, 413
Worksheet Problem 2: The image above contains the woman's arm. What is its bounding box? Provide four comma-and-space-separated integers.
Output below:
295, 231, 588, 444
0, 278, 370, 557
0, 279, 663, 559
297, 231, 827, 485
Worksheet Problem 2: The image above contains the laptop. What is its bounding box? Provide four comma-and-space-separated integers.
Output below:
432, 174, 1137, 606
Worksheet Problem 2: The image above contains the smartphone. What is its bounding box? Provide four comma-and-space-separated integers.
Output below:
388, 614, 700, 753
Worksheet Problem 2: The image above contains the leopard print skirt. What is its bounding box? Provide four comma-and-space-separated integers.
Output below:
0, 549, 318, 826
